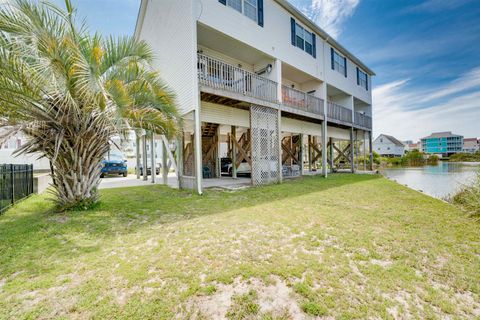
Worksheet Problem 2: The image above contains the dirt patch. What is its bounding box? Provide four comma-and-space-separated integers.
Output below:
183, 276, 306, 319
370, 259, 393, 268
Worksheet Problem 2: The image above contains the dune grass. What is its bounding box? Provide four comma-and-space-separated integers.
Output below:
0, 174, 479, 319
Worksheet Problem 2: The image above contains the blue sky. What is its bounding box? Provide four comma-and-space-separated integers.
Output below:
52, 0, 480, 141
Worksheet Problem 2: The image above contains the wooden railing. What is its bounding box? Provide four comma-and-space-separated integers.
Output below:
327, 101, 352, 123
281, 85, 324, 116
354, 112, 372, 129
197, 53, 278, 103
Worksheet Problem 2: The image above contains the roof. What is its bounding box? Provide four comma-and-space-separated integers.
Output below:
375, 134, 405, 147
421, 132, 463, 139
134, 0, 375, 76
274, 0, 375, 76
463, 138, 479, 142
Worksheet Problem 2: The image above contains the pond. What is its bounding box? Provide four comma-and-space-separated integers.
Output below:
381, 162, 479, 199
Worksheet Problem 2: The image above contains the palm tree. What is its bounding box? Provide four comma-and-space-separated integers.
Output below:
0, 0, 179, 210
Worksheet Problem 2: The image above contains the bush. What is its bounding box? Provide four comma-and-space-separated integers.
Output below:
452, 170, 480, 217
449, 152, 480, 162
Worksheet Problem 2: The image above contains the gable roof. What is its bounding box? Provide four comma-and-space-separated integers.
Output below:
376, 134, 405, 147
421, 131, 463, 139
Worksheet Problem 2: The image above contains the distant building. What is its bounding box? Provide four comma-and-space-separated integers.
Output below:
373, 134, 406, 157
421, 132, 463, 156
405, 142, 420, 152
0, 129, 50, 170
463, 138, 479, 153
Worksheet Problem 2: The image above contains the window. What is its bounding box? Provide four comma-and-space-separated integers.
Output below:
223, 0, 262, 25
331, 48, 346, 77
290, 18, 316, 57
357, 68, 368, 90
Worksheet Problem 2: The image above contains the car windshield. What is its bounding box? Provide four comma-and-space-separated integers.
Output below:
107, 153, 124, 161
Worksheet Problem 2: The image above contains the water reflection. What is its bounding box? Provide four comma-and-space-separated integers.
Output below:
381, 162, 479, 199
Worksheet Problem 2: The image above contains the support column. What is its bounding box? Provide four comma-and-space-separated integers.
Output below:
299, 133, 304, 175
308, 135, 312, 172
177, 134, 184, 188
151, 134, 156, 183
142, 133, 148, 181
329, 137, 334, 171
278, 108, 282, 183
322, 121, 327, 177
135, 132, 141, 179
215, 126, 220, 178
162, 137, 168, 184
350, 127, 355, 173
231, 126, 237, 179
369, 131, 373, 171
194, 108, 203, 194
363, 130, 367, 171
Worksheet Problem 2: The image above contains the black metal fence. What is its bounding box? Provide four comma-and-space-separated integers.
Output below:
0, 164, 34, 213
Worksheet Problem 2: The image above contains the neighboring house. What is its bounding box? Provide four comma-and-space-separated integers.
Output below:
421, 132, 463, 156
0, 130, 50, 170
373, 134, 405, 157
135, 0, 375, 193
403, 141, 420, 152
463, 138, 479, 153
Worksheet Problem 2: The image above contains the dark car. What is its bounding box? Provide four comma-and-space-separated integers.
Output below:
137, 165, 160, 176
100, 159, 128, 178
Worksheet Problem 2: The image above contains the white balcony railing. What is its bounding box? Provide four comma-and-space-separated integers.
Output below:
197, 53, 277, 103
354, 111, 372, 129
327, 101, 352, 123
281, 85, 324, 116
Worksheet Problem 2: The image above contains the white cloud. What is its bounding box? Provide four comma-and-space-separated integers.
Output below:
373, 68, 480, 141
296, 0, 360, 38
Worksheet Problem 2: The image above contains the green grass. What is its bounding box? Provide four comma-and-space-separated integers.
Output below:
0, 174, 479, 319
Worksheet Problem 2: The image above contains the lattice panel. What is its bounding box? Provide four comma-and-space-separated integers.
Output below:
250, 105, 280, 185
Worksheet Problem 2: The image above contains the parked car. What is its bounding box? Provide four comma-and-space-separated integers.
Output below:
100, 159, 127, 178
137, 165, 160, 176
221, 157, 251, 176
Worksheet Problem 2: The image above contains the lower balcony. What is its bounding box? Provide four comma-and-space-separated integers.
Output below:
354, 112, 372, 130
197, 53, 278, 105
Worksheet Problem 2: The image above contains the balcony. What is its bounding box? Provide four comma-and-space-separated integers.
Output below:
281, 86, 324, 116
327, 101, 352, 125
354, 111, 372, 129
197, 53, 278, 104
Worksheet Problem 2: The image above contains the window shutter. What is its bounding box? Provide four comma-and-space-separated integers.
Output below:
356, 67, 359, 85
366, 75, 369, 91
330, 48, 334, 70
219, 0, 226, 5
344, 57, 347, 77
258, 0, 264, 27
312, 33, 316, 58
290, 18, 296, 46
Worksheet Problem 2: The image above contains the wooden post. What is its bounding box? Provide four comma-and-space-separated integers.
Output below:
278, 108, 282, 183
135, 133, 141, 179
308, 135, 312, 172
215, 126, 220, 178
231, 126, 237, 179
350, 127, 354, 173
151, 134, 156, 183
322, 121, 328, 177
299, 134, 304, 175
162, 137, 168, 184
329, 137, 334, 171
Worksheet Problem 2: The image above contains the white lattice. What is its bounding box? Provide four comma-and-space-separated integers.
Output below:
250, 105, 280, 185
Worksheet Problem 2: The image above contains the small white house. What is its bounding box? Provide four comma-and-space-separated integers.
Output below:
373, 134, 406, 157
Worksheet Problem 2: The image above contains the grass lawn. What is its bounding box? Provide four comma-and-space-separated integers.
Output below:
0, 174, 479, 319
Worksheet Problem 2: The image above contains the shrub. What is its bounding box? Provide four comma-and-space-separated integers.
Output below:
452, 170, 480, 217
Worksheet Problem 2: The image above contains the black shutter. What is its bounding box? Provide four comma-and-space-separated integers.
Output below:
312, 33, 316, 58
356, 67, 359, 85
219, 0, 226, 5
330, 48, 334, 70
258, 0, 264, 27
366, 75, 369, 91
344, 57, 347, 77
291, 18, 296, 46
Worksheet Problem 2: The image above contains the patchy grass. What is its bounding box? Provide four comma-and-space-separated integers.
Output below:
0, 174, 479, 319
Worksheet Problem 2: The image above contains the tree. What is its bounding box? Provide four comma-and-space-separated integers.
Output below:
0, 0, 179, 210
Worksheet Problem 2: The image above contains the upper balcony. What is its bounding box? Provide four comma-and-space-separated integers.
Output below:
281, 85, 324, 116
197, 53, 278, 107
